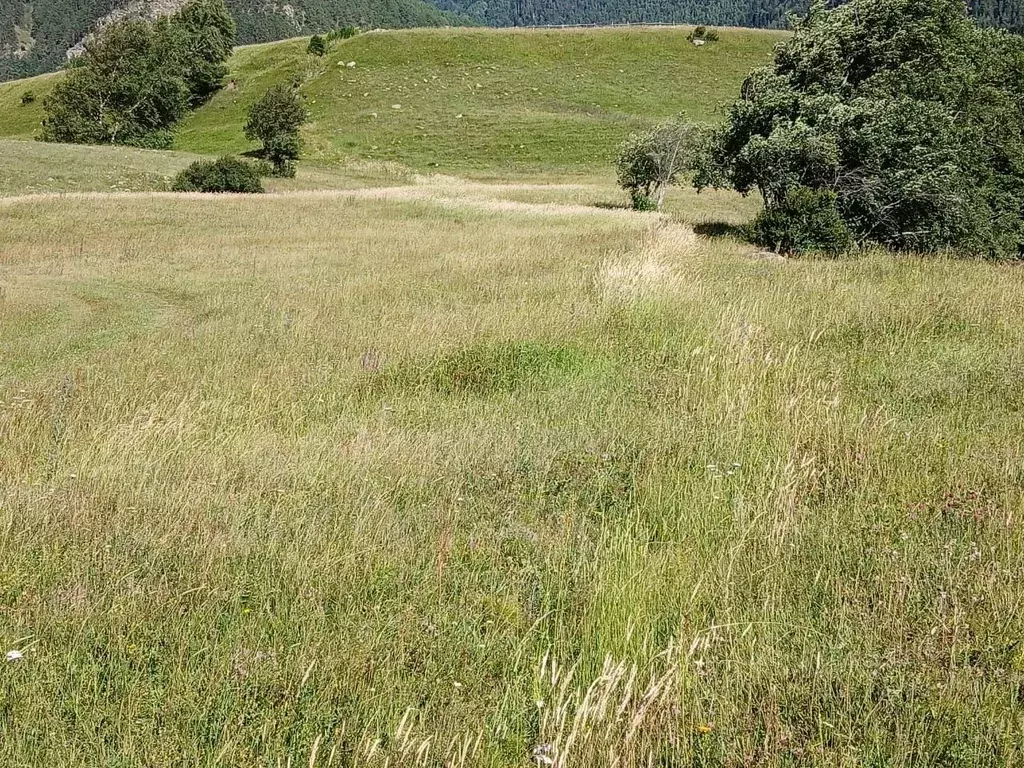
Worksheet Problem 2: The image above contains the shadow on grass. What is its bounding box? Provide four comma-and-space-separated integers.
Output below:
694, 221, 750, 240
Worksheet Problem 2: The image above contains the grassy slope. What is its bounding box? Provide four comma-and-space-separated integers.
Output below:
2, 188, 1023, 764
0, 140, 200, 195
181, 27, 782, 174
1, 27, 782, 176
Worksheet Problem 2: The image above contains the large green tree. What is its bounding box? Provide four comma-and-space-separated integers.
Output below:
40, 19, 190, 147
158, 0, 237, 106
695, 0, 1024, 257
40, 0, 235, 147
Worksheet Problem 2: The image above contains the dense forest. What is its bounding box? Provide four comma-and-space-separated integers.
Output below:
2, 0, 1021, 82
430, 0, 1022, 30
0, 0, 463, 81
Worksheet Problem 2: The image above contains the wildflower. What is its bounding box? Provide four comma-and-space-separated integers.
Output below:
5, 650, 24, 662
697, 722, 715, 734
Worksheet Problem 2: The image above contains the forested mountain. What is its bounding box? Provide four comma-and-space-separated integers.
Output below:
0, 0, 463, 81
428, 0, 1022, 31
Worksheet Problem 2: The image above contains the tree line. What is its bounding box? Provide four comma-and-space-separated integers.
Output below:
431, 0, 1023, 31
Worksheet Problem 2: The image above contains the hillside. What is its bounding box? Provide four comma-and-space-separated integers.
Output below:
0, 26, 783, 174
0, 0, 463, 81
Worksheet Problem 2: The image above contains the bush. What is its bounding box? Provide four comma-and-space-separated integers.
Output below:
244, 84, 308, 176
696, 0, 1024, 258
687, 25, 719, 43
751, 186, 852, 255
307, 34, 327, 56
326, 26, 359, 42
616, 120, 708, 210
20, 90, 35, 105
171, 156, 264, 193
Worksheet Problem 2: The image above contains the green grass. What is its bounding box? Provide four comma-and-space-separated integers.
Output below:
0, 140, 201, 195
1, 185, 1023, 765
1, 26, 782, 175
0, 71, 57, 139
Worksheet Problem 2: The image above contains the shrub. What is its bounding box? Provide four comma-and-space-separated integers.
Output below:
326, 25, 359, 42
616, 120, 708, 210
307, 34, 327, 56
696, 0, 1024, 258
171, 156, 264, 193
751, 186, 852, 255
687, 25, 719, 43
20, 90, 35, 105
244, 84, 308, 176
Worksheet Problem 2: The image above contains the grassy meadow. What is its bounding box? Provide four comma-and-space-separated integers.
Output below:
0, 26, 782, 175
1, 22, 1024, 768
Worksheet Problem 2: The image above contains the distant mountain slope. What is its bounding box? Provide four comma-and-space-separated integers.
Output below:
428, 0, 1022, 31
0, 0, 464, 81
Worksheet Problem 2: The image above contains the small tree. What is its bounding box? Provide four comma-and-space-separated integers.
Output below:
615, 120, 707, 210
20, 90, 35, 105
307, 34, 327, 56
243, 84, 308, 177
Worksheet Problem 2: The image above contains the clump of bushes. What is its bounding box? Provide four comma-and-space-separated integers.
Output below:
694, 0, 1024, 258
244, 84, 308, 177
687, 25, 719, 44
20, 90, 35, 105
307, 34, 327, 56
172, 156, 264, 193
326, 25, 359, 42
40, 0, 235, 148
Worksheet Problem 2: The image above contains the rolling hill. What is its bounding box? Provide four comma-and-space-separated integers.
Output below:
0, 25, 783, 175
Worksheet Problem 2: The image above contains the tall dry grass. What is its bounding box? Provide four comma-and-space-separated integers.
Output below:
1, 186, 1023, 766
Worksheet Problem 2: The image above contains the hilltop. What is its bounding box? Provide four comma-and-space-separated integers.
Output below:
0, 25, 782, 175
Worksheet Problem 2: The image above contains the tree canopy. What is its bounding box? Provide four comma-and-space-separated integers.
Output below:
40, 0, 235, 147
696, 0, 1024, 257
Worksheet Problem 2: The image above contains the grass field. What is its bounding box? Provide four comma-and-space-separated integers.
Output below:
0, 26, 782, 175
2, 22, 1024, 768
2, 181, 1024, 765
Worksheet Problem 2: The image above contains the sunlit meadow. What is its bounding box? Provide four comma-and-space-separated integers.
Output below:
1, 177, 1022, 765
